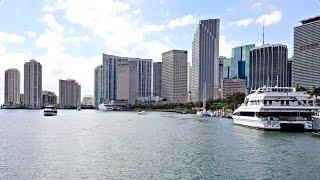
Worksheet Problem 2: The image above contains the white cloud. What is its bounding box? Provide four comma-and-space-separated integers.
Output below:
0, 43, 6, 54
256, 10, 282, 26
168, 14, 197, 29
26, 31, 37, 38
233, 18, 254, 27
219, 35, 241, 58
0, 32, 25, 44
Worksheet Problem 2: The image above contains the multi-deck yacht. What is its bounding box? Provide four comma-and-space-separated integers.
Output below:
233, 87, 319, 131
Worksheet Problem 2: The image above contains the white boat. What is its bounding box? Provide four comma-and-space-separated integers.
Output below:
137, 110, 147, 115
233, 86, 319, 131
98, 103, 115, 111
44, 107, 58, 116
197, 83, 213, 117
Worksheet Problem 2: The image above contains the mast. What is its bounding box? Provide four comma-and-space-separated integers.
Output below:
263, 18, 265, 45
203, 82, 206, 110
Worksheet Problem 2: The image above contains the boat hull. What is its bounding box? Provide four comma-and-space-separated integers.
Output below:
233, 115, 313, 131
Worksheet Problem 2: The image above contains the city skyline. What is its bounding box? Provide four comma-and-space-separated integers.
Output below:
0, 0, 320, 103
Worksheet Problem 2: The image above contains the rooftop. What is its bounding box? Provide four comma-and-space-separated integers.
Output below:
301, 16, 320, 25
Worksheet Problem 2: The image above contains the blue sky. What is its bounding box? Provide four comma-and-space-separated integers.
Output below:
0, 0, 319, 103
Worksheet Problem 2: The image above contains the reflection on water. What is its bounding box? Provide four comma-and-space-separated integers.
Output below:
0, 110, 319, 179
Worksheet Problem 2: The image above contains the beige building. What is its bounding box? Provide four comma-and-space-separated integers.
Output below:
59, 79, 81, 109
24, 60, 42, 109
162, 50, 188, 103
222, 79, 247, 98
4, 68, 20, 106
116, 61, 137, 105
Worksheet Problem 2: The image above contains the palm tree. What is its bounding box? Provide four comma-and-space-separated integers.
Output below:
310, 87, 320, 100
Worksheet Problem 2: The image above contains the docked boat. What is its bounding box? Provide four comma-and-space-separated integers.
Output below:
44, 107, 58, 116
233, 87, 319, 131
98, 103, 115, 111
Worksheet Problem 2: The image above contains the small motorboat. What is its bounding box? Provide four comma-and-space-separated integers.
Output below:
44, 107, 58, 116
137, 110, 147, 115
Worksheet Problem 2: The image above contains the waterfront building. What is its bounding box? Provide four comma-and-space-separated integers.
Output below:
96, 54, 152, 105
191, 19, 220, 102
153, 62, 162, 97
116, 61, 137, 105
81, 96, 94, 106
4, 68, 20, 106
292, 16, 320, 88
59, 79, 81, 109
249, 44, 288, 89
188, 63, 192, 102
24, 60, 42, 109
288, 58, 293, 87
20, 94, 24, 106
222, 79, 247, 98
42, 91, 57, 107
94, 65, 104, 108
230, 44, 255, 86
162, 50, 188, 103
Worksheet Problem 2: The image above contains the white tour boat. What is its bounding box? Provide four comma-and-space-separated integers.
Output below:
98, 103, 115, 111
233, 87, 319, 131
44, 106, 58, 116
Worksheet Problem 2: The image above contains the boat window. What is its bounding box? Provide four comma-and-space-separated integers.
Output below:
269, 100, 272, 105
281, 101, 284, 105
286, 101, 289, 105
239, 112, 255, 117
264, 100, 267, 105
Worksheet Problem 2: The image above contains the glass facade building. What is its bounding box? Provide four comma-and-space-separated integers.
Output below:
230, 44, 255, 86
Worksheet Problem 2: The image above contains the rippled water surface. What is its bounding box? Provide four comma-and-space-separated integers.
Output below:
0, 110, 320, 179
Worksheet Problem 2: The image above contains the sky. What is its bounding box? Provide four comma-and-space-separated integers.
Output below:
0, 0, 319, 104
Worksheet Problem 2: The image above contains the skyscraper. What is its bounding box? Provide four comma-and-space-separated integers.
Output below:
4, 68, 20, 106
249, 44, 288, 89
230, 44, 255, 85
59, 79, 81, 108
116, 61, 137, 105
94, 65, 104, 108
153, 62, 162, 97
191, 19, 220, 101
292, 16, 320, 88
162, 50, 188, 103
288, 57, 293, 87
24, 60, 42, 109
94, 54, 152, 106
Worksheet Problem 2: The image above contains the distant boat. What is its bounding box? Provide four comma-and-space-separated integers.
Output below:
44, 106, 57, 116
137, 110, 147, 115
77, 107, 81, 111
98, 103, 115, 111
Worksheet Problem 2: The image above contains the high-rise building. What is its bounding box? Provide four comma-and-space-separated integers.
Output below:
292, 16, 320, 88
230, 44, 255, 85
191, 19, 220, 101
24, 60, 42, 109
4, 68, 20, 106
42, 91, 57, 107
162, 50, 188, 103
223, 58, 232, 79
94, 65, 104, 108
153, 62, 162, 97
222, 79, 247, 98
116, 61, 137, 105
133, 58, 152, 99
188, 62, 192, 102
94, 54, 152, 106
249, 44, 288, 89
288, 57, 293, 87
218, 57, 225, 96
59, 79, 81, 109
